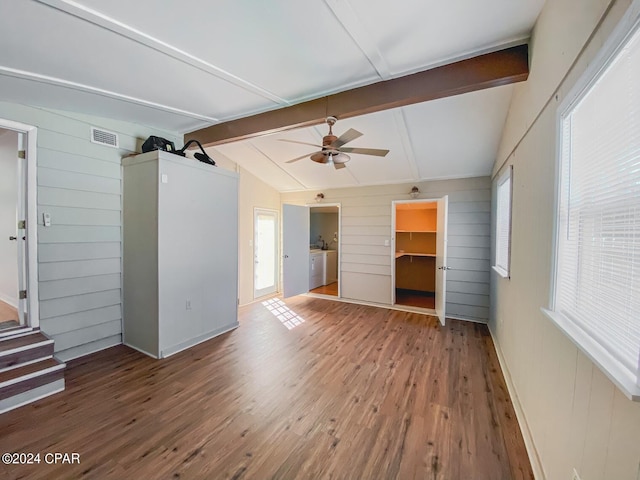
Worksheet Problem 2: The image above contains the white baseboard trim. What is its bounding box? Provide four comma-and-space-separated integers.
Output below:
446, 314, 488, 324
488, 326, 545, 479
0, 292, 18, 309
160, 322, 239, 358
58, 337, 122, 362
123, 342, 158, 359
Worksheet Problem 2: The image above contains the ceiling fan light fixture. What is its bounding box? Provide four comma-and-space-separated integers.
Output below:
331, 152, 350, 164
281, 116, 388, 169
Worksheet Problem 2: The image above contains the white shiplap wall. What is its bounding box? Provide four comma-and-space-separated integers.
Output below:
281, 176, 491, 322
0, 102, 181, 361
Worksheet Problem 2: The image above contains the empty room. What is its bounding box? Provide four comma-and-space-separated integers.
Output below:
0, 0, 639, 479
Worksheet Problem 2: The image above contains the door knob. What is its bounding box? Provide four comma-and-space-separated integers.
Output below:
283, 255, 289, 259
9, 236, 17, 241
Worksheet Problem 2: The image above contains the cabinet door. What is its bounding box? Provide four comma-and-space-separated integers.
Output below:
158, 158, 238, 353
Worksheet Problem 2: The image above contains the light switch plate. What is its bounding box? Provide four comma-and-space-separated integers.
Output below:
43, 212, 51, 227
161, 174, 168, 184
384, 239, 390, 247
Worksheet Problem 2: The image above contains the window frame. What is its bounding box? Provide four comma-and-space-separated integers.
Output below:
542, 0, 640, 401
493, 166, 512, 279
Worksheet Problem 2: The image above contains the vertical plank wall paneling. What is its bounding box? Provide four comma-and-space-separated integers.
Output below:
281, 176, 491, 322
0, 102, 181, 361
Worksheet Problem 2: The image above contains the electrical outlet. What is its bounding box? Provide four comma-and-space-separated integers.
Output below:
186, 300, 192, 310
572, 468, 582, 480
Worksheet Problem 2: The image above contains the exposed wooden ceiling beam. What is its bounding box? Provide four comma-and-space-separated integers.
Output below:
187, 44, 529, 147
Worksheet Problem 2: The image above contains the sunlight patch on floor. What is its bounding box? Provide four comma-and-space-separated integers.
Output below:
262, 298, 305, 330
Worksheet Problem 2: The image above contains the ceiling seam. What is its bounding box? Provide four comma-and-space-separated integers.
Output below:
35, 0, 290, 107
322, 0, 391, 79
393, 109, 421, 180
246, 142, 309, 190
0, 66, 220, 123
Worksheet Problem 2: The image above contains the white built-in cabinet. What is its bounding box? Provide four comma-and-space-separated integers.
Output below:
122, 150, 239, 358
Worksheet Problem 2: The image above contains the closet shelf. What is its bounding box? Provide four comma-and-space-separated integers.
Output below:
396, 230, 436, 233
395, 252, 436, 259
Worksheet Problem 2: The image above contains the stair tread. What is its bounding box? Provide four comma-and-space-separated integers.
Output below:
0, 320, 19, 330
0, 332, 51, 353
0, 358, 62, 385
0, 326, 32, 336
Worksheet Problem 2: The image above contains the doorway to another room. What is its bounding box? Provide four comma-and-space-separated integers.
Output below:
282, 203, 341, 299
308, 205, 339, 296
392, 197, 448, 325
0, 126, 30, 330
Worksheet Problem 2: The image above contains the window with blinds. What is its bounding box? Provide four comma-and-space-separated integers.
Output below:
494, 167, 512, 278
546, 12, 640, 400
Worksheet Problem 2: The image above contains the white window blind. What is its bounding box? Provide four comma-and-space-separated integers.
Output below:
552, 18, 640, 396
494, 167, 512, 278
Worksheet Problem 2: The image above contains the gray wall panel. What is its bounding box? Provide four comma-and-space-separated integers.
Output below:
38, 186, 120, 211
37, 206, 121, 226
39, 305, 122, 335
39, 243, 120, 262
38, 148, 121, 178
38, 225, 121, 243
39, 274, 121, 300
38, 167, 121, 194
0, 101, 181, 358
52, 320, 122, 351
282, 176, 493, 321
39, 257, 121, 281
40, 289, 121, 319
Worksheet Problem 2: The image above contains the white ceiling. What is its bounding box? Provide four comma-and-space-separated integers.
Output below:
0, 0, 545, 190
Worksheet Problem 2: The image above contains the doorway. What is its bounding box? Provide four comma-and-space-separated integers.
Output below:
0, 119, 38, 330
391, 196, 448, 325
254, 208, 279, 299
282, 203, 341, 299
0, 129, 20, 328
308, 205, 339, 296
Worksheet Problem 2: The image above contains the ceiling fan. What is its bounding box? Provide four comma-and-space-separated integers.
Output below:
279, 116, 390, 170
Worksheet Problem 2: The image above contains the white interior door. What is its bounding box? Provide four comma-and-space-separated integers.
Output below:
283, 204, 310, 298
435, 195, 449, 326
16, 133, 27, 324
254, 209, 278, 299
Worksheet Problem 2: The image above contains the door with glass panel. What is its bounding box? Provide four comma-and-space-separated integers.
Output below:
254, 209, 279, 299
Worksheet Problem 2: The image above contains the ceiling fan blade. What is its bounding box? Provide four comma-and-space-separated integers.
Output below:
286, 152, 319, 164
334, 162, 347, 170
339, 147, 390, 157
331, 128, 363, 148
278, 139, 324, 149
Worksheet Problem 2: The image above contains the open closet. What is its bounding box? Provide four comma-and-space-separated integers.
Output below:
394, 201, 438, 309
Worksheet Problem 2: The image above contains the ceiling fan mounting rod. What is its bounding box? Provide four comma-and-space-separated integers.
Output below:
325, 116, 337, 136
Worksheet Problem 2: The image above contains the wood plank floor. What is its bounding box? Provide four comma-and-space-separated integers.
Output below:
395, 289, 435, 309
0, 296, 532, 480
0, 301, 18, 324
309, 282, 338, 296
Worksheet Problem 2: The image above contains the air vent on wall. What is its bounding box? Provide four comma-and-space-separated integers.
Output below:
90, 127, 119, 148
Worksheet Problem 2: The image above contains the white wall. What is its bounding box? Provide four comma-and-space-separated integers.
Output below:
490, 0, 640, 479
310, 212, 338, 248
0, 129, 18, 307
213, 154, 281, 306
282, 176, 491, 321
0, 102, 181, 361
